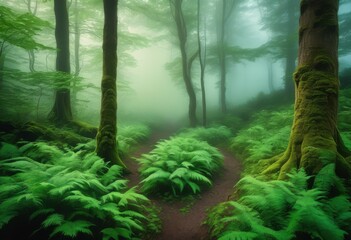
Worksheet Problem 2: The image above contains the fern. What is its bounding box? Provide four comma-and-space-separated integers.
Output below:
206, 167, 351, 240
177, 125, 232, 145
50, 220, 93, 238
42, 213, 64, 228
218, 231, 258, 240
0, 141, 160, 239
137, 136, 223, 196
117, 123, 151, 156
102, 227, 130, 240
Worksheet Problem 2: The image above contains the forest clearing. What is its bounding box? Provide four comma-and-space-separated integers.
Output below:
1, 0, 351, 239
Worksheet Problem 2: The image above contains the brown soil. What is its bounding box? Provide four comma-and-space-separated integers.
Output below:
124, 130, 242, 240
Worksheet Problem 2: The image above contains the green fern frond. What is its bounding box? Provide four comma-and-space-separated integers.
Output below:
48, 183, 75, 196
101, 202, 121, 215
0, 183, 24, 198
81, 178, 108, 193
0, 211, 18, 229
288, 198, 346, 240
42, 213, 64, 228
29, 208, 55, 220
185, 180, 200, 194
100, 165, 123, 185
171, 177, 185, 193
181, 161, 194, 169
101, 192, 124, 203
102, 227, 130, 240
107, 179, 128, 191
138, 136, 223, 196
50, 220, 93, 238
120, 187, 149, 205
286, 168, 310, 191
121, 210, 147, 220
170, 167, 188, 179
0, 157, 44, 172
313, 164, 346, 193
186, 170, 212, 185
113, 215, 143, 231
326, 195, 351, 228
64, 190, 101, 210
140, 169, 171, 183
0, 140, 157, 239
218, 231, 258, 240
15, 193, 42, 206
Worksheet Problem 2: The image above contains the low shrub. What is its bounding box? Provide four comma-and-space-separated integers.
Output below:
137, 137, 223, 196
206, 165, 351, 240
0, 142, 159, 239
177, 125, 232, 146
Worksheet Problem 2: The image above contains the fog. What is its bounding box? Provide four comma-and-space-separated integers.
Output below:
1, 0, 350, 127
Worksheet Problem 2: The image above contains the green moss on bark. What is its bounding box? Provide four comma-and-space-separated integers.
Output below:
264, 62, 351, 179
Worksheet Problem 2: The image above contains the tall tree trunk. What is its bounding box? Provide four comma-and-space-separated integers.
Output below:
217, 0, 235, 114
96, 0, 126, 168
264, 0, 351, 179
171, 0, 197, 127
267, 58, 274, 92
72, 0, 80, 108
0, 51, 5, 86
284, 0, 298, 100
48, 0, 73, 124
219, 0, 226, 114
197, 0, 207, 127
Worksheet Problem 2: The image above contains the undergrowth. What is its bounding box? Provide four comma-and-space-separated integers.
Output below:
205, 165, 351, 240
208, 88, 351, 239
230, 107, 293, 175
177, 125, 232, 146
0, 142, 160, 239
230, 88, 351, 175
137, 137, 223, 196
117, 124, 151, 156
74, 123, 151, 158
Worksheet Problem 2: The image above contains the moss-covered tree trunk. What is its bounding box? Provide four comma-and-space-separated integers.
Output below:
171, 0, 197, 127
96, 0, 125, 168
264, 0, 351, 179
48, 0, 73, 124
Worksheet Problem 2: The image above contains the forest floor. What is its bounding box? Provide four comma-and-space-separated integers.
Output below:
124, 130, 242, 240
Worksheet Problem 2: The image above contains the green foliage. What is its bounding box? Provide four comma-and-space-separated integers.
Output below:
74, 123, 151, 157
117, 124, 151, 156
206, 166, 351, 240
137, 137, 223, 196
229, 88, 351, 176
0, 142, 20, 159
0, 5, 52, 51
177, 125, 232, 146
0, 141, 159, 239
230, 107, 293, 175
338, 89, 351, 149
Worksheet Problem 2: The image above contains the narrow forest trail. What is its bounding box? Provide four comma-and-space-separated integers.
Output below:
124, 130, 242, 240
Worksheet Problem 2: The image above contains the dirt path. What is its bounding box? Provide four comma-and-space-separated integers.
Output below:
124, 131, 242, 240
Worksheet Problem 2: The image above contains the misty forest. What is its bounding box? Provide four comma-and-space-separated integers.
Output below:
1, 0, 351, 239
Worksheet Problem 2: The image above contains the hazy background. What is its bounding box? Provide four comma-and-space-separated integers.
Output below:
0, 0, 350, 127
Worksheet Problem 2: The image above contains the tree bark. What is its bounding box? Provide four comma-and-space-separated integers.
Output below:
267, 58, 274, 92
96, 0, 126, 168
264, 0, 351, 179
49, 0, 73, 124
197, 0, 207, 127
72, 0, 80, 107
171, 0, 197, 127
217, 0, 235, 114
219, 0, 227, 114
